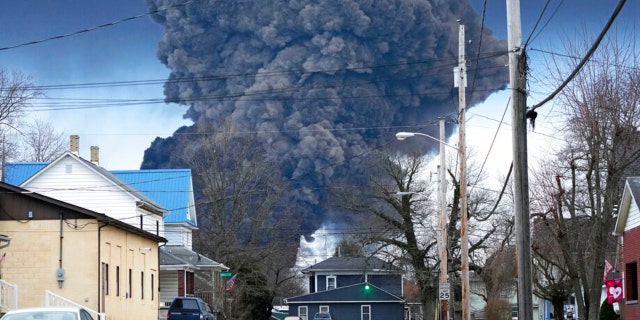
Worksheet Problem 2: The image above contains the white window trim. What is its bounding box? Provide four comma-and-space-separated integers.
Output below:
361, 305, 371, 320
319, 305, 330, 314
299, 306, 308, 320
327, 275, 336, 290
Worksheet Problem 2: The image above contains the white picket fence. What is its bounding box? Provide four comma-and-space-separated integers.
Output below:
45, 290, 106, 320
0, 279, 18, 312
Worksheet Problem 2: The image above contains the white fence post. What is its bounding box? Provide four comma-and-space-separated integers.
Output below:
45, 290, 106, 320
0, 279, 18, 311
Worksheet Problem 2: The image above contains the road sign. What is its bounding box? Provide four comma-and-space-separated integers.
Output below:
220, 272, 233, 277
439, 282, 450, 300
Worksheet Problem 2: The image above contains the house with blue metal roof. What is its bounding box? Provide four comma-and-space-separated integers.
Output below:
3, 136, 228, 317
284, 256, 406, 320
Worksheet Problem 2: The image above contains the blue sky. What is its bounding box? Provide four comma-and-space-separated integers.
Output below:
0, 0, 190, 169
0, 0, 637, 170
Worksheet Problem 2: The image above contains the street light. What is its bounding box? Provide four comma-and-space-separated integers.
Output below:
395, 132, 459, 151
396, 119, 455, 320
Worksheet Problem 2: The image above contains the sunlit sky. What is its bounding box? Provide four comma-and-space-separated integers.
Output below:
0, 0, 637, 170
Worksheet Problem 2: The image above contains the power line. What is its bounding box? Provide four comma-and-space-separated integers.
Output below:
523, 0, 566, 47
522, 0, 552, 49
0, 1, 194, 52
530, 0, 628, 111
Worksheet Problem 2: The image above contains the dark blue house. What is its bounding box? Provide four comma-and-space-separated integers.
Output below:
285, 256, 406, 320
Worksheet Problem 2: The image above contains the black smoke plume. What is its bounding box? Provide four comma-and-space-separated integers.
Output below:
142, 0, 508, 237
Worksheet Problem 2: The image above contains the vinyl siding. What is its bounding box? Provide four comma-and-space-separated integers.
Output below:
164, 225, 192, 249
626, 196, 640, 231
160, 271, 180, 307
22, 156, 163, 234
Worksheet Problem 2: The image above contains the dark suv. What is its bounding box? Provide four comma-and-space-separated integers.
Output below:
313, 312, 332, 320
167, 297, 216, 320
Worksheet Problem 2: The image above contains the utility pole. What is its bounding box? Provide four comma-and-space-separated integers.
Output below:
506, 1, 533, 320
438, 118, 449, 320
455, 22, 470, 320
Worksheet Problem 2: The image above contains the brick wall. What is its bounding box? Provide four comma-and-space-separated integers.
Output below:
622, 227, 640, 318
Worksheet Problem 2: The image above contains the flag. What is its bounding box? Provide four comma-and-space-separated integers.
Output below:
606, 278, 623, 304
0, 252, 5, 263
604, 259, 614, 281
225, 274, 237, 292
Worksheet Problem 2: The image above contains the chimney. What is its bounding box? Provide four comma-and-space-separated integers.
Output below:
90, 146, 99, 165
70, 135, 79, 155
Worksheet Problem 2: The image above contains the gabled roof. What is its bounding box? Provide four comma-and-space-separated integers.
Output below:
111, 169, 197, 227
15, 152, 166, 214
302, 256, 401, 274
160, 245, 227, 271
285, 282, 404, 304
614, 177, 640, 236
4, 162, 47, 186
5, 160, 197, 226
0, 182, 166, 243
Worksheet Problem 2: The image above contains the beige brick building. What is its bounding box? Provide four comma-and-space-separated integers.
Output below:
0, 182, 166, 319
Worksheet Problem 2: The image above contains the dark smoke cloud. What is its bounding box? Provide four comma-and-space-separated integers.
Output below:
142, 0, 508, 234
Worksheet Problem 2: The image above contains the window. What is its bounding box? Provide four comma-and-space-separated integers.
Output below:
151, 274, 155, 301
319, 306, 329, 314
299, 306, 308, 320
102, 263, 109, 296
626, 261, 638, 301
116, 266, 120, 296
361, 305, 371, 320
141, 271, 145, 299
327, 276, 336, 290
128, 268, 133, 299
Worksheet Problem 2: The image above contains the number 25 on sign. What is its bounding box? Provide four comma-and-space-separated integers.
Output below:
439, 283, 450, 300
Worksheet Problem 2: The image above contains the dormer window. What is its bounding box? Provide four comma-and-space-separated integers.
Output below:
327, 276, 336, 290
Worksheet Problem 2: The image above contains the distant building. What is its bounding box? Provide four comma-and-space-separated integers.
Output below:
3, 135, 227, 319
284, 256, 405, 320
0, 181, 165, 319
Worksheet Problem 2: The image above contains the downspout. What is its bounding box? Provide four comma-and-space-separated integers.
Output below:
98, 221, 108, 314
2, 137, 5, 182
158, 242, 166, 303
58, 213, 64, 288
59, 213, 63, 269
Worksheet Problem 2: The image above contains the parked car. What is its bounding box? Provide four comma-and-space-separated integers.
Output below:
0, 306, 94, 320
284, 317, 303, 320
167, 297, 216, 320
313, 312, 332, 320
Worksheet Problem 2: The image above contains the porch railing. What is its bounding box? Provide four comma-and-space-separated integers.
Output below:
0, 279, 18, 312
45, 290, 106, 320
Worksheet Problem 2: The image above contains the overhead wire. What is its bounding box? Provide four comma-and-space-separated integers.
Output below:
522, 0, 552, 50
523, 0, 565, 47
0, 0, 518, 243
530, 0, 628, 111
22, 56, 508, 111
0, 1, 194, 52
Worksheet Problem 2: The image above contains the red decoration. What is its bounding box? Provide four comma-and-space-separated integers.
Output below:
606, 278, 623, 304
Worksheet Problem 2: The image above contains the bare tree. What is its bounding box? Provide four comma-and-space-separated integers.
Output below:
17, 118, 67, 162
188, 120, 300, 319
531, 28, 640, 320
332, 148, 506, 320
0, 67, 41, 170
332, 149, 437, 320
481, 246, 516, 320
0, 67, 40, 126
529, 157, 575, 319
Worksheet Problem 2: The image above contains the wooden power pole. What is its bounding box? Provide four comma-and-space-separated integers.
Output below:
438, 118, 449, 320
506, 0, 533, 319
456, 22, 470, 320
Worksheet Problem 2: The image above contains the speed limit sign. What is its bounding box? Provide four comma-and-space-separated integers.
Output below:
439, 283, 450, 300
